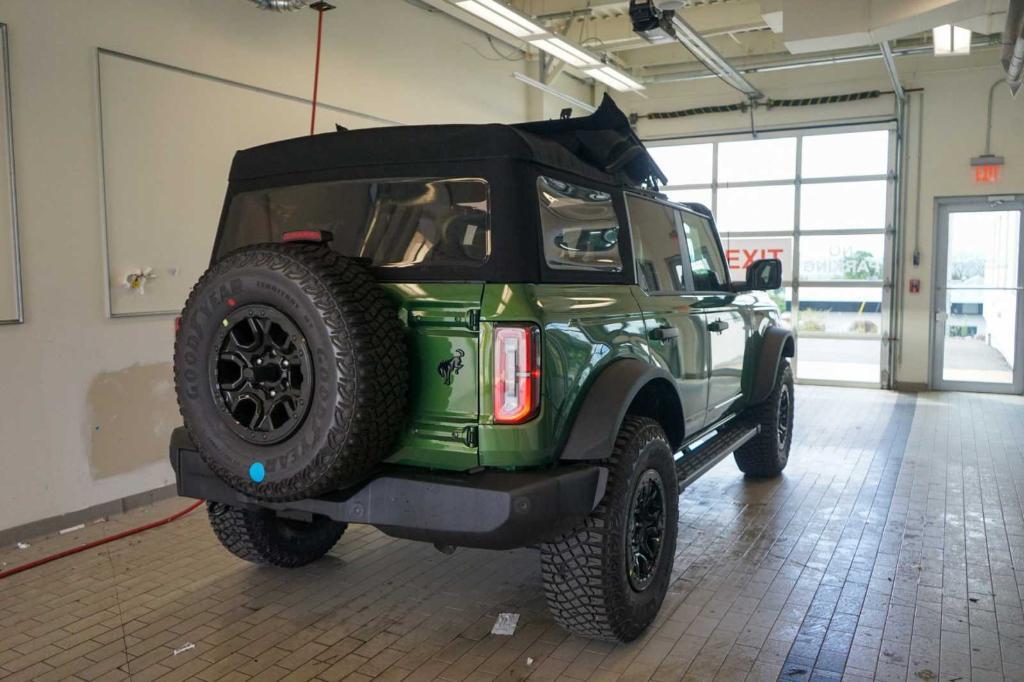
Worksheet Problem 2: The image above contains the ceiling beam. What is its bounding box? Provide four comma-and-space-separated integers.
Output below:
879, 41, 905, 101
667, 12, 764, 98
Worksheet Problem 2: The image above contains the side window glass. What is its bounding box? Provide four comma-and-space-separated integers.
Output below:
537, 176, 622, 272
681, 212, 729, 291
626, 195, 685, 294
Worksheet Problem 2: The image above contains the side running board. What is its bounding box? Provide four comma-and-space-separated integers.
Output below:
675, 421, 760, 490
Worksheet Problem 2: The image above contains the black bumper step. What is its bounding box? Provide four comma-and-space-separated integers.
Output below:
675, 420, 760, 490
169, 428, 607, 551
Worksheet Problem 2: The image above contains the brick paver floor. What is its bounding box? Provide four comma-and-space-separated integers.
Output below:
1, 387, 1023, 681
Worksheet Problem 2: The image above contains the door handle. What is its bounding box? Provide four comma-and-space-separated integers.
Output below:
649, 325, 679, 341
708, 320, 730, 333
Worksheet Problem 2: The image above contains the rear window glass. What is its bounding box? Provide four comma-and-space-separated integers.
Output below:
537, 176, 622, 272
218, 178, 490, 269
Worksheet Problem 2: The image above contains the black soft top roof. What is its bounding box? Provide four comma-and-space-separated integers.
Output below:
229, 95, 666, 189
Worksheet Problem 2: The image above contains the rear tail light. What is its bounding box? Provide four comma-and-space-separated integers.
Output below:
493, 324, 541, 424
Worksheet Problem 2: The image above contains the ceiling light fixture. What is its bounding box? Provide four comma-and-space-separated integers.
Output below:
530, 37, 601, 67
585, 65, 646, 92
455, 0, 545, 38
933, 24, 972, 55
448, 0, 642, 91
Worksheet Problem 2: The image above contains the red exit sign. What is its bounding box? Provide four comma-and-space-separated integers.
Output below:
726, 247, 785, 268
971, 155, 1004, 184
974, 164, 1001, 183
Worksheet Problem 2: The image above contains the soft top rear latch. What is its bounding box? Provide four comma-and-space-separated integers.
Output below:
282, 230, 333, 244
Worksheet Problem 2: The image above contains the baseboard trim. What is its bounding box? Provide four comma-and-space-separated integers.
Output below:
0, 483, 179, 548
893, 382, 929, 392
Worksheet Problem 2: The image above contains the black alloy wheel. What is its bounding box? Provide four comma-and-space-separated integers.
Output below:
210, 305, 313, 445
627, 469, 667, 592
777, 382, 791, 447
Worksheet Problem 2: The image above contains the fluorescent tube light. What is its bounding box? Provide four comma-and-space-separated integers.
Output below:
529, 37, 600, 67
933, 24, 971, 56
456, 0, 545, 38
585, 66, 645, 92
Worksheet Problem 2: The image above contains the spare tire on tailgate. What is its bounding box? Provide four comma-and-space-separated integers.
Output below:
174, 242, 408, 502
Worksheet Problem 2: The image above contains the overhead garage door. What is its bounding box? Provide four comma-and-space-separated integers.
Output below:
648, 125, 895, 388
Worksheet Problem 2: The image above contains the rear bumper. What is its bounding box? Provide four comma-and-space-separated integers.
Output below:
169, 428, 607, 550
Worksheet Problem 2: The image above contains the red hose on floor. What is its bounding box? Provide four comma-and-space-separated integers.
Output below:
0, 500, 204, 580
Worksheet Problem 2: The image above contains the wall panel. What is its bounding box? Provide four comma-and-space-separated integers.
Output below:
99, 50, 389, 316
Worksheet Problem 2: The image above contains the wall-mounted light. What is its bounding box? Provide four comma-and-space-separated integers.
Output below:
933, 24, 971, 56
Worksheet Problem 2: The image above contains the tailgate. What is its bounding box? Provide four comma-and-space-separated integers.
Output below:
381, 283, 484, 470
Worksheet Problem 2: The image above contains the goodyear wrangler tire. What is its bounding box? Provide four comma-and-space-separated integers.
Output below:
207, 502, 346, 567
734, 360, 793, 478
174, 243, 408, 502
540, 416, 679, 642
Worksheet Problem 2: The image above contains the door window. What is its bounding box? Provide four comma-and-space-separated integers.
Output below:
680, 213, 729, 292
625, 195, 685, 294
936, 207, 1022, 390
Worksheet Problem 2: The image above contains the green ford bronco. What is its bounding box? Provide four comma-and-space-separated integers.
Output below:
171, 95, 795, 642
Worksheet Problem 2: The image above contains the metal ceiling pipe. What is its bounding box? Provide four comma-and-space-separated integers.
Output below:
248, 0, 307, 10
1003, 0, 1024, 94
645, 37, 1001, 84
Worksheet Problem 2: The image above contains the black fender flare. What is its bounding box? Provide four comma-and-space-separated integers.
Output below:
749, 326, 795, 405
559, 359, 685, 461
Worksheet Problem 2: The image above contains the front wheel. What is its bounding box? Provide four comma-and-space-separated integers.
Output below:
734, 361, 794, 477
540, 416, 679, 642
207, 502, 346, 568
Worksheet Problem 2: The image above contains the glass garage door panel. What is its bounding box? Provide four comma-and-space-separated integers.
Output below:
801, 181, 887, 231
940, 210, 1021, 386
801, 130, 889, 178
796, 286, 882, 383
665, 188, 713, 209
648, 144, 713, 186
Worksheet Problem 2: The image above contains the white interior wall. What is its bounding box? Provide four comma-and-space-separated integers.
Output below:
0, 0, 571, 534
622, 50, 1024, 389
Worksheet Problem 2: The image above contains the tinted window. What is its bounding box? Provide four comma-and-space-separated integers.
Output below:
681, 212, 728, 291
219, 178, 490, 269
626, 195, 684, 294
537, 176, 622, 272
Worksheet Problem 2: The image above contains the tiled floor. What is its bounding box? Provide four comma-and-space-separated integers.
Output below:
1, 387, 1023, 681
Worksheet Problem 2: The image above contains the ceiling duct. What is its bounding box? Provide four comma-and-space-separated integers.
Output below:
1003, 0, 1024, 94
248, 0, 307, 10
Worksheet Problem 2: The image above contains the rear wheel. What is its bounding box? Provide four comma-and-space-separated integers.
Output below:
734, 361, 794, 477
207, 502, 346, 568
540, 416, 679, 642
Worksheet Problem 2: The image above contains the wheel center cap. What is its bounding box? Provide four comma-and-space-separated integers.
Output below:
253, 363, 283, 384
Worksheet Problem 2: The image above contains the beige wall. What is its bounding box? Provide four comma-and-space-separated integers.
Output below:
621, 51, 1024, 388
0, 0, 578, 533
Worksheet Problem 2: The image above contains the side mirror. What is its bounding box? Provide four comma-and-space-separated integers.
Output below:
745, 258, 782, 291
